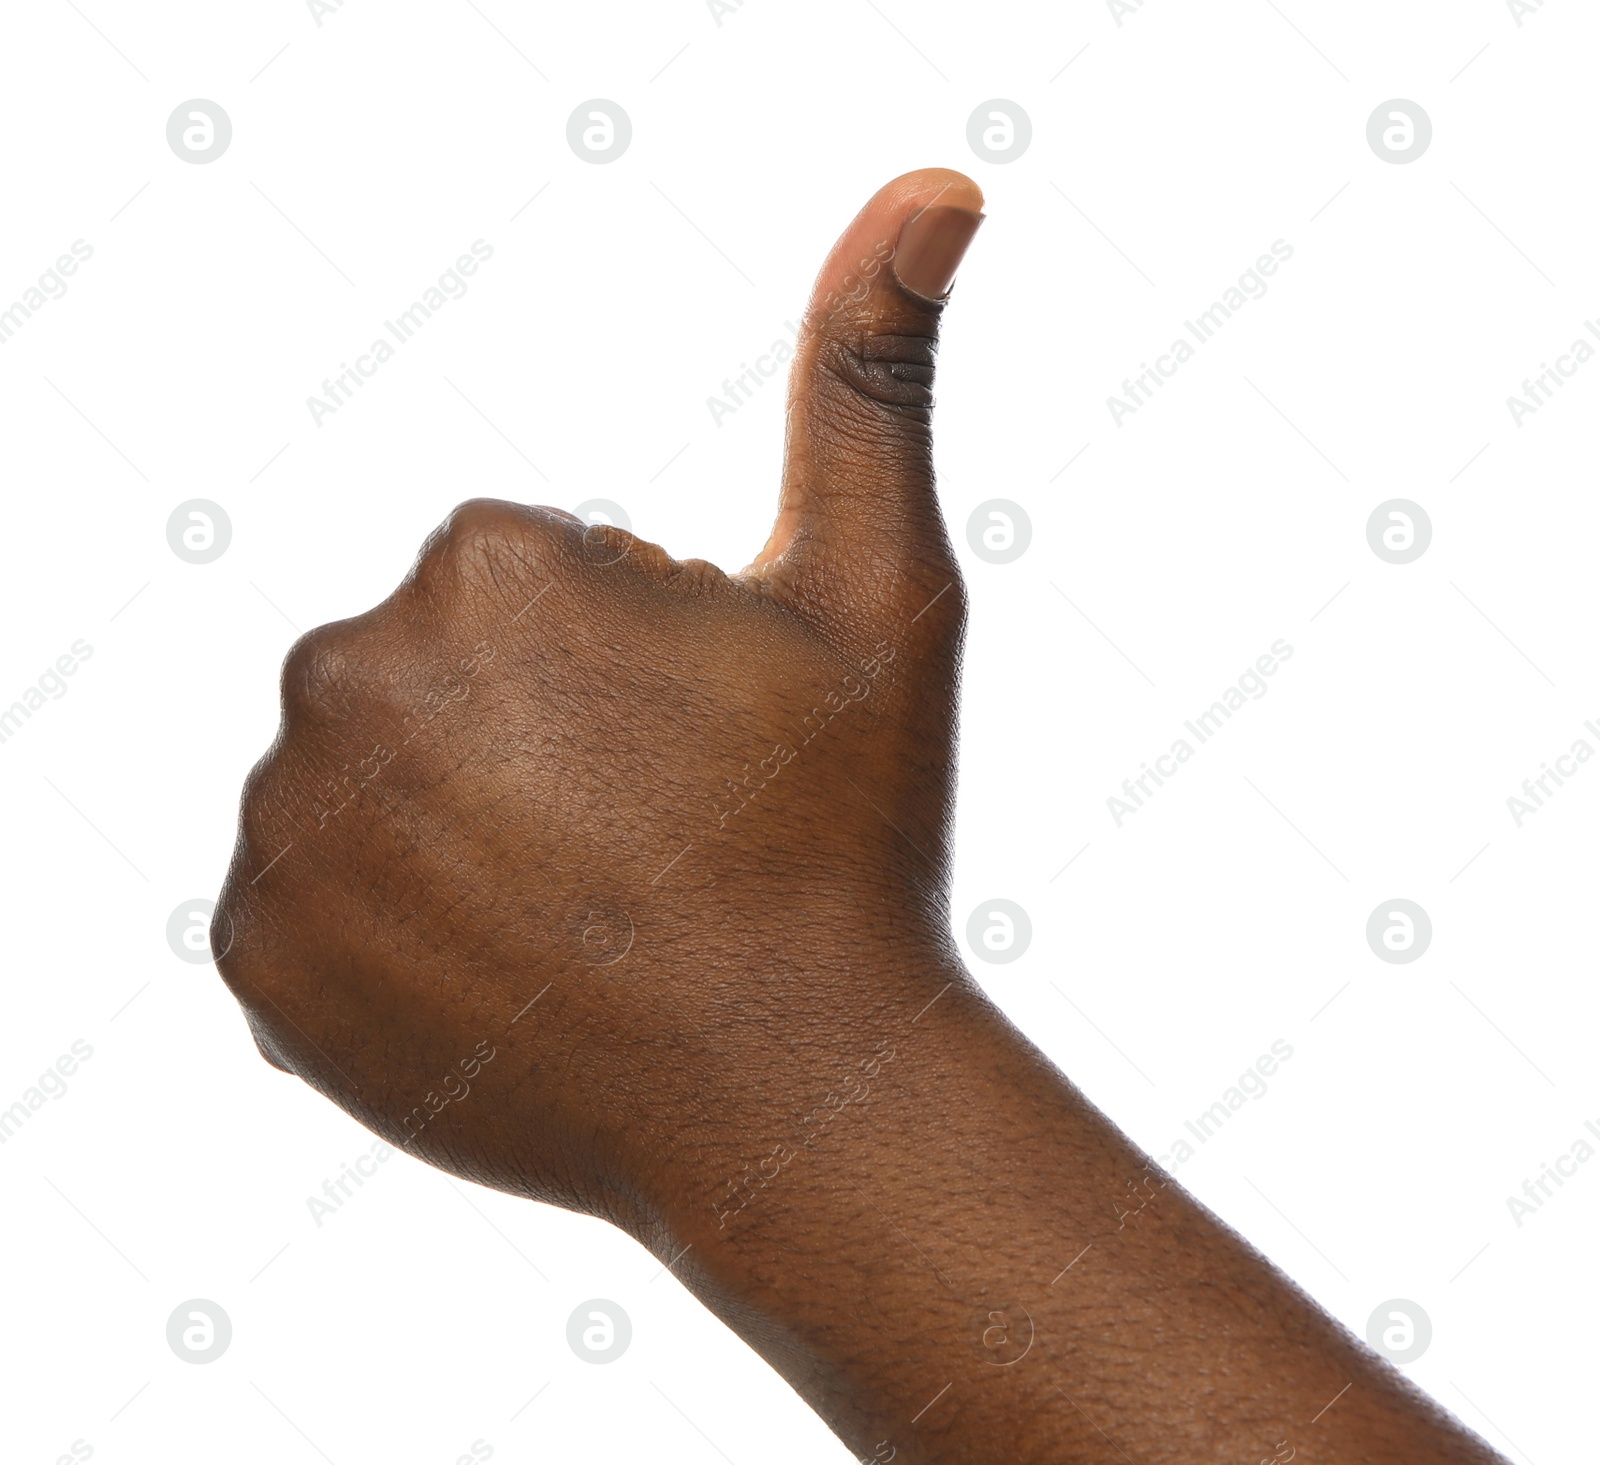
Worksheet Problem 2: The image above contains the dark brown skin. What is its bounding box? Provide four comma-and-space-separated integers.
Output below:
214, 169, 1508, 1464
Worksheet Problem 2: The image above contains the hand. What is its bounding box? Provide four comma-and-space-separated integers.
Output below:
213, 168, 987, 1227
214, 170, 1507, 1464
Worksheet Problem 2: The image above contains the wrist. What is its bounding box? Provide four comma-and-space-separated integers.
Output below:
631, 958, 1072, 1458
640, 942, 986, 1242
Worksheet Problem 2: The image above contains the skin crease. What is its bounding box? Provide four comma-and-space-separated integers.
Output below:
214, 169, 1509, 1464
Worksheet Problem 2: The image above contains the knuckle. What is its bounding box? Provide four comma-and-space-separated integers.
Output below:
210, 878, 255, 998
440, 496, 527, 548
280, 623, 359, 718
661, 554, 726, 592
250, 1026, 295, 1075
434, 498, 534, 562
210, 892, 294, 1075
210, 889, 242, 977
415, 498, 553, 596
575, 520, 639, 569
223, 753, 305, 914
233, 750, 291, 850
237, 746, 278, 812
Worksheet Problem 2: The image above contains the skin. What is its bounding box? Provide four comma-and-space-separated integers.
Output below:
214, 168, 1509, 1464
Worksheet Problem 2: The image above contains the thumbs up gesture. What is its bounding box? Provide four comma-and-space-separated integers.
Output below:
211, 172, 1513, 1465
213, 169, 986, 1217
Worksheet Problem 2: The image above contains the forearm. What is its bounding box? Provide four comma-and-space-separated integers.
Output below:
646, 960, 1504, 1465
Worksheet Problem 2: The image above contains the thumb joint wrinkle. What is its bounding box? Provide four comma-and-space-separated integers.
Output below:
821, 329, 939, 416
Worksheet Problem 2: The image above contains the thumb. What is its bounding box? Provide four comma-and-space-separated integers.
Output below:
749, 168, 984, 616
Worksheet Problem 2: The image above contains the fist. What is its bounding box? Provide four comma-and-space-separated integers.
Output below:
213, 170, 985, 1232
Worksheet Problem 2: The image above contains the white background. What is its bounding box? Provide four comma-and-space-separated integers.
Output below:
1, 1, 1594, 1461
